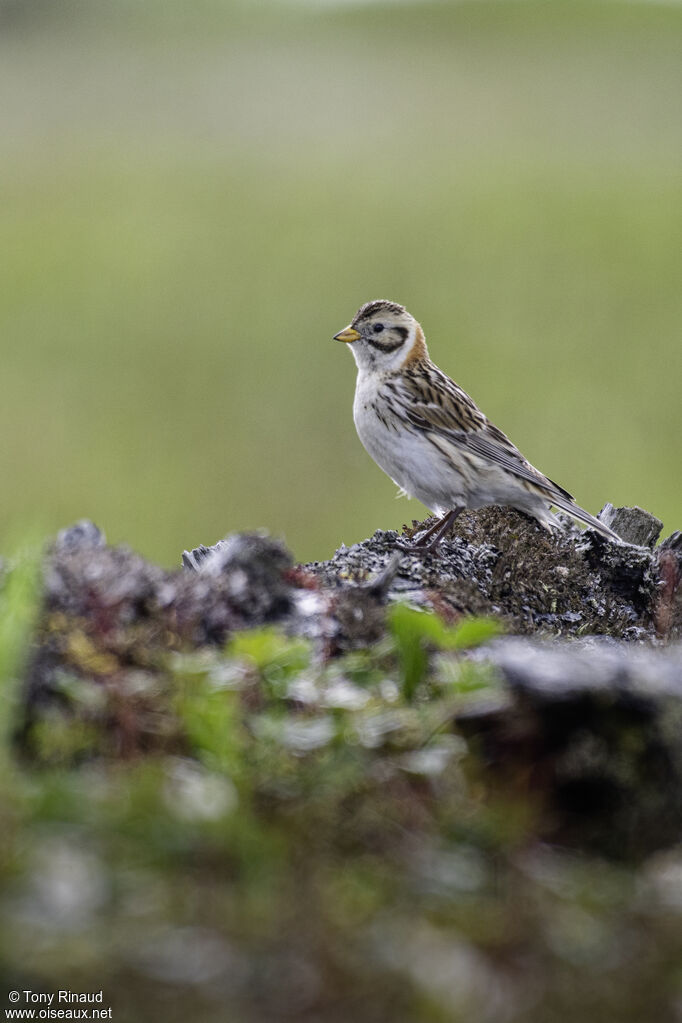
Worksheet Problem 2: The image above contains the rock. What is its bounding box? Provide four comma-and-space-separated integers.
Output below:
307, 506, 674, 641
599, 503, 663, 547
457, 637, 682, 858
660, 531, 682, 554
183, 532, 294, 622
654, 547, 682, 642
181, 544, 213, 571
55, 520, 106, 551
20, 530, 302, 758
15, 503, 682, 769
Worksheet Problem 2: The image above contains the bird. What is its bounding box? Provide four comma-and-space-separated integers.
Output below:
333, 299, 620, 552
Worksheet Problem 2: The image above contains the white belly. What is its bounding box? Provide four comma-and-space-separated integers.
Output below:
353, 379, 469, 515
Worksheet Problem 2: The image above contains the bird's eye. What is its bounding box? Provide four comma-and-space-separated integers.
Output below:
373, 323, 384, 334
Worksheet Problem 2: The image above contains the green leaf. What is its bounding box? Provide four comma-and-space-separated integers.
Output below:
450, 616, 503, 650
228, 627, 310, 673
228, 627, 311, 698
388, 604, 502, 700
0, 536, 44, 757
387, 605, 434, 700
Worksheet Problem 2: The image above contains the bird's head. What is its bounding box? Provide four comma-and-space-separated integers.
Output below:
333, 300, 427, 373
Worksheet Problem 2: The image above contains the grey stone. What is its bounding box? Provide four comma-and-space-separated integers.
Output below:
457, 637, 682, 857
55, 520, 106, 552
599, 503, 663, 547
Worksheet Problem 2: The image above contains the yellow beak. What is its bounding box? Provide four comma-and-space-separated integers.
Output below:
333, 325, 361, 343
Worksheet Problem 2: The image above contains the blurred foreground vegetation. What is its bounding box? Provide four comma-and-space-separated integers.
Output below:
2, 535, 682, 1021
0, 0, 680, 564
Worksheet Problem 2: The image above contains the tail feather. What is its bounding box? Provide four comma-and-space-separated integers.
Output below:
549, 495, 621, 543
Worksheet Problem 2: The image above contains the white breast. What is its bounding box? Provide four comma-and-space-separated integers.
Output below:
352, 373, 469, 516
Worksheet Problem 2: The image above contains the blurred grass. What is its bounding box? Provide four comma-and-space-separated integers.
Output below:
0, 0, 680, 565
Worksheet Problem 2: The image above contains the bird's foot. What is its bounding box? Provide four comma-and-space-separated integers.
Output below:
393, 507, 464, 556
392, 538, 440, 556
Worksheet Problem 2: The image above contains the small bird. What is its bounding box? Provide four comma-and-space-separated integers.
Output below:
334, 300, 620, 551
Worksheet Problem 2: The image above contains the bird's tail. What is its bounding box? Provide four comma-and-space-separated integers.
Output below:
549, 495, 622, 543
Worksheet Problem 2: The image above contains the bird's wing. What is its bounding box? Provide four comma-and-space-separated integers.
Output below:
390, 367, 575, 503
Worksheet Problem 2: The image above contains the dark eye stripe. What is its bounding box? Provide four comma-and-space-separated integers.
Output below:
366, 336, 405, 353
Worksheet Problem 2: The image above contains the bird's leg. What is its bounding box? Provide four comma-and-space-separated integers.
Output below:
394, 508, 463, 555
416, 508, 463, 552
393, 511, 452, 552
393, 515, 446, 552
413, 513, 454, 546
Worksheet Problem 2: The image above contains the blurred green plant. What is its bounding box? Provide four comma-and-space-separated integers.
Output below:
0, 601, 680, 1022
227, 628, 312, 700
388, 603, 502, 700
0, 536, 43, 758
173, 656, 247, 782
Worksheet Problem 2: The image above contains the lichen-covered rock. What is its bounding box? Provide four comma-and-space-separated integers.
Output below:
308, 506, 680, 642
458, 637, 682, 857
599, 503, 663, 547
15, 504, 682, 766
654, 543, 682, 641
183, 532, 294, 622
20, 527, 302, 757
7, 506, 682, 1023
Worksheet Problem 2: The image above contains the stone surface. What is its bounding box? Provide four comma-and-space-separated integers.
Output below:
180, 504, 681, 644
458, 637, 682, 857
307, 506, 675, 642
599, 503, 663, 547
7, 504, 682, 857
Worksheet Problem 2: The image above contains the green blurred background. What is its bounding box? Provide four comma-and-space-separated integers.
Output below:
1, 0, 680, 565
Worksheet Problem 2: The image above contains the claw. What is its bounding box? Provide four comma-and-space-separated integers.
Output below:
393, 538, 442, 557
393, 507, 464, 556
392, 540, 420, 554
